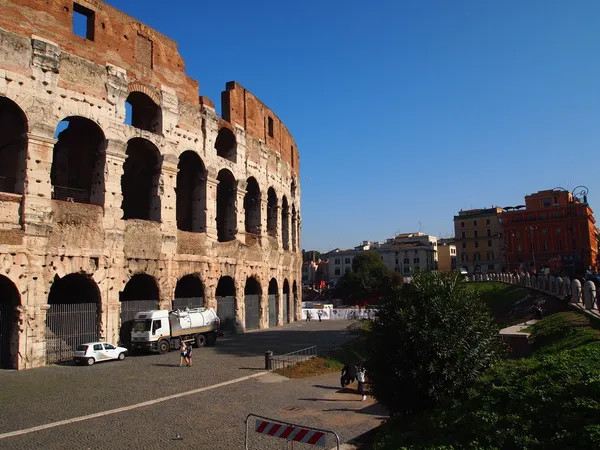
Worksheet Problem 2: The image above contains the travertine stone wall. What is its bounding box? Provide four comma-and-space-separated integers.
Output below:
0, 0, 302, 370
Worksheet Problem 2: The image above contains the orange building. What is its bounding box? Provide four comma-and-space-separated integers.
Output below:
503, 188, 597, 275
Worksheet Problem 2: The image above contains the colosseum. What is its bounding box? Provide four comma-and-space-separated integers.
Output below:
0, 0, 302, 370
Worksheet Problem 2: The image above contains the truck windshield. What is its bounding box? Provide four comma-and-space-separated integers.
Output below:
132, 320, 151, 332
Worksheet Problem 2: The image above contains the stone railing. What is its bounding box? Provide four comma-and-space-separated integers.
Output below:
468, 272, 599, 313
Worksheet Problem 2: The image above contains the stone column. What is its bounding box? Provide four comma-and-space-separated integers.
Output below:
159, 160, 178, 256
102, 141, 127, 231
205, 173, 218, 241
277, 283, 284, 326
260, 199, 268, 239
275, 205, 282, 249
258, 289, 269, 329
235, 283, 245, 333
235, 181, 247, 243
21, 133, 56, 235
204, 286, 217, 311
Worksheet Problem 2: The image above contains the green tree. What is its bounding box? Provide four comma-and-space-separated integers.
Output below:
335, 251, 393, 305
303, 250, 322, 263
365, 270, 500, 416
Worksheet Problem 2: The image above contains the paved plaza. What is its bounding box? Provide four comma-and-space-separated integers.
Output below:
0, 320, 387, 449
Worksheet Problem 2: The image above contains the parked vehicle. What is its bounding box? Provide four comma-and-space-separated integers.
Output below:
130, 307, 220, 354
74, 342, 128, 366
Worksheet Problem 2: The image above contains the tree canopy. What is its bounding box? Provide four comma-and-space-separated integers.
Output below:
335, 251, 396, 305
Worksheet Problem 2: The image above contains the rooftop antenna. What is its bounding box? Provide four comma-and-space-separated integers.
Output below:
418, 221, 423, 233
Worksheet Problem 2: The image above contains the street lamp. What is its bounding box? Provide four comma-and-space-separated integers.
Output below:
525, 226, 537, 272
505, 231, 515, 272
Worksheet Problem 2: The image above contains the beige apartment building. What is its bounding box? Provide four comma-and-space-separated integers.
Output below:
454, 207, 504, 274
437, 238, 457, 272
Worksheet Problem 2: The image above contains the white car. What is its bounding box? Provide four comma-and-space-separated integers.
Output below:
73, 342, 128, 366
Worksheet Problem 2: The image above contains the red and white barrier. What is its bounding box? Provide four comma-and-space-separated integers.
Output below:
255, 419, 327, 447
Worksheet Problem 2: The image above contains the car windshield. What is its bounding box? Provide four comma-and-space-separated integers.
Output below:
76, 345, 88, 352
132, 319, 151, 332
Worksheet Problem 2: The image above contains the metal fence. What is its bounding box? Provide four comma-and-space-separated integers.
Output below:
119, 299, 159, 346
245, 294, 260, 330
270, 345, 318, 378
45, 302, 99, 364
0, 302, 14, 369
52, 185, 90, 203
0, 175, 15, 193
268, 294, 277, 327
217, 295, 236, 332
282, 293, 289, 323
173, 297, 204, 310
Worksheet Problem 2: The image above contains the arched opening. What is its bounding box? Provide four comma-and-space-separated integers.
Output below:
291, 179, 297, 199
174, 274, 205, 310
0, 97, 27, 194
216, 276, 236, 333
0, 275, 20, 369
292, 280, 298, 322
46, 273, 101, 364
283, 279, 290, 324
214, 127, 236, 163
51, 116, 106, 204
268, 278, 278, 328
119, 273, 160, 346
216, 169, 236, 242
282, 196, 290, 250
176, 151, 207, 232
292, 205, 297, 252
267, 187, 278, 238
244, 277, 262, 331
125, 91, 162, 134
121, 138, 161, 221
244, 177, 261, 235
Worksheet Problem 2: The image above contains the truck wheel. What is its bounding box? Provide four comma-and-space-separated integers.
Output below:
206, 332, 217, 346
158, 340, 170, 354
195, 334, 207, 348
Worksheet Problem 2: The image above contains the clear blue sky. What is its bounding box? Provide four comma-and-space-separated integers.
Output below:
108, 0, 600, 252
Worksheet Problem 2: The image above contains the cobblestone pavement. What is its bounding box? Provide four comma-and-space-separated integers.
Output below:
0, 319, 375, 448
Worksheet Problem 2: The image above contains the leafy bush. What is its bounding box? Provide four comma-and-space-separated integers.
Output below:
365, 271, 500, 416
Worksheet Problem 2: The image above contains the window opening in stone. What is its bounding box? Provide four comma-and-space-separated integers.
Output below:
121, 138, 161, 221
119, 273, 160, 345
268, 278, 278, 328
174, 274, 205, 309
267, 187, 278, 238
290, 179, 296, 199
0, 98, 27, 195
176, 151, 207, 233
292, 280, 298, 315
282, 279, 290, 323
46, 273, 101, 364
291, 145, 294, 168
136, 34, 153, 69
244, 277, 261, 331
125, 92, 162, 134
291, 205, 298, 252
281, 196, 290, 250
216, 276, 236, 332
0, 275, 20, 370
73, 3, 95, 41
268, 117, 274, 137
51, 116, 106, 205
216, 169, 237, 242
214, 128, 237, 163
244, 177, 261, 235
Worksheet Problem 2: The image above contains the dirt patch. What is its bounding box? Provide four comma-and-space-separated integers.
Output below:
274, 357, 343, 378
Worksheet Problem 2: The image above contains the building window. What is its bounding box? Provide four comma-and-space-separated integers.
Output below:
344, 268, 350, 275
462, 243, 466, 249
334, 268, 340, 276
487, 264, 495, 271
486, 219, 491, 225
556, 227, 561, 233
557, 240, 562, 250
474, 230, 478, 238
403, 266, 411, 274
461, 221, 465, 227
73, 3, 95, 41
540, 212, 547, 219
542, 228, 548, 234
486, 240, 491, 247
334, 258, 340, 265
487, 229, 491, 237
474, 253, 481, 261
461, 231, 466, 238
413, 258, 420, 263
403, 258, 409, 264
554, 212, 560, 218
517, 244, 522, 252
267, 117, 274, 137
516, 232, 520, 238
544, 241, 548, 251
395, 258, 399, 264
474, 220, 478, 227
475, 241, 479, 248
527, 214, 534, 221
344, 258, 350, 264
487, 252, 494, 260
543, 198, 551, 207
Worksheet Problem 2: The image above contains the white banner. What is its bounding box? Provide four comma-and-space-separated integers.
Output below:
302, 308, 378, 321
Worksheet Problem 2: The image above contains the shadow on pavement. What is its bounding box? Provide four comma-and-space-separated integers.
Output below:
323, 402, 388, 418
312, 384, 340, 390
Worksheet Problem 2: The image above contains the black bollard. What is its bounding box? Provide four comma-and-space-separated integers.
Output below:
265, 350, 273, 370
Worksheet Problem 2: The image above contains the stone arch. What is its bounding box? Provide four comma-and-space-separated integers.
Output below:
46, 272, 101, 364
283, 278, 291, 323
244, 276, 262, 331
291, 205, 297, 252
282, 196, 290, 250
244, 177, 261, 235
215, 276, 236, 332
125, 90, 162, 134
174, 274, 205, 309
51, 116, 106, 205
0, 97, 28, 195
267, 187, 278, 238
119, 273, 160, 346
0, 275, 20, 369
215, 127, 236, 163
216, 169, 237, 242
268, 278, 279, 328
292, 280, 298, 322
176, 151, 207, 232
121, 138, 161, 221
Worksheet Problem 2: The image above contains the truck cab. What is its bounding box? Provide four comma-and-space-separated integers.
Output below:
131, 310, 170, 352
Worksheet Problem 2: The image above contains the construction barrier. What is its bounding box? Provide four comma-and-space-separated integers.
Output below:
245, 413, 340, 449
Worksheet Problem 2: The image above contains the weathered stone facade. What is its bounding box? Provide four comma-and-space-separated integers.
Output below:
0, 0, 302, 370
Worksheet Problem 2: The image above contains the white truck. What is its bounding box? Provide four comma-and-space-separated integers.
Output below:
130, 307, 220, 354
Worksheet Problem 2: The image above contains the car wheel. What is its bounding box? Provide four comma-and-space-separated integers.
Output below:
86, 357, 95, 366
195, 334, 207, 348
118, 352, 125, 361
158, 340, 170, 354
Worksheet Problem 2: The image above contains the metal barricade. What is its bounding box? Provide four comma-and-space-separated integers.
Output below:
245, 413, 340, 449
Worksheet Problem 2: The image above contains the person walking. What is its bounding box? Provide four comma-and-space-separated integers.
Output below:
186, 343, 193, 367
179, 341, 189, 367
357, 364, 367, 401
